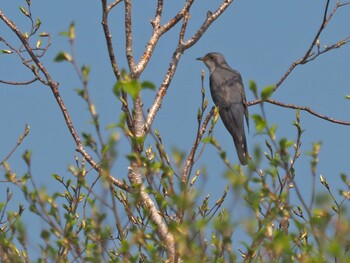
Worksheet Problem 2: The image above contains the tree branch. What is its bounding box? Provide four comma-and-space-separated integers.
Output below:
0, 78, 38, 85
101, 0, 121, 81
248, 99, 350, 125
1, 124, 30, 165
124, 0, 136, 75
107, 0, 123, 12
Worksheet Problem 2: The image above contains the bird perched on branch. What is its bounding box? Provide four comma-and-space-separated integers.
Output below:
197, 52, 249, 165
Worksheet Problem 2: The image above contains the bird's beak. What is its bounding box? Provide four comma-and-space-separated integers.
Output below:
196, 57, 203, 61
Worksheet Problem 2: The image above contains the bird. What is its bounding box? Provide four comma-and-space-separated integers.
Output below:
197, 52, 249, 165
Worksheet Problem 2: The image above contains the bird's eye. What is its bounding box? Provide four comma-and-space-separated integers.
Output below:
209, 55, 214, 59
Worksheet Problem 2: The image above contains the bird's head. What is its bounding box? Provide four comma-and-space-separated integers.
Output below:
196, 52, 227, 73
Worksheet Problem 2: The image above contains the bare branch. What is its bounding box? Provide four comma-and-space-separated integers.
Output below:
107, 0, 123, 12
124, 0, 136, 75
0, 78, 38, 85
182, 0, 234, 49
152, 0, 163, 27
248, 99, 350, 125
304, 35, 350, 63
101, 0, 121, 80
1, 125, 30, 165
179, 11, 190, 45
300, 0, 331, 63
338, 1, 350, 7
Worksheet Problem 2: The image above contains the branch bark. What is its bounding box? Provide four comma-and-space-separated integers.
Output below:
248, 99, 350, 126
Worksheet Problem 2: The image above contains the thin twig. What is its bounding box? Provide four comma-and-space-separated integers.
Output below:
107, 0, 123, 12
1, 124, 30, 165
182, 107, 215, 182
248, 99, 350, 125
124, 0, 136, 75
0, 78, 38, 85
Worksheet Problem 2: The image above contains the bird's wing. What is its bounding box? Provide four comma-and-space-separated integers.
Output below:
209, 70, 243, 106
219, 103, 248, 165
210, 68, 249, 164
241, 85, 249, 133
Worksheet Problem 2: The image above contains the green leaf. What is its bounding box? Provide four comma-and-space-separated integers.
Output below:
203, 98, 208, 109
69, 22, 75, 40
52, 174, 62, 183
261, 85, 275, 100
249, 80, 258, 97
41, 230, 50, 241
34, 18, 41, 33
82, 132, 97, 150
38, 32, 49, 37
345, 95, 350, 99
54, 52, 72, 62
22, 150, 32, 166
1, 50, 12, 54
81, 65, 90, 81
19, 6, 29, 17
268, 124, 277, 139
36, 38, 42, 48
252, 114, 267, 133
202, 137, 213, 144
75, 88, 85, 98
36, 18, 41, 27
279, 138, 294, 149
141, 80, 156, 90
114, 80, 141, 100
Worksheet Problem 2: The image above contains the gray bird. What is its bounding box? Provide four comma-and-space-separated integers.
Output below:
197, 52, 249, 165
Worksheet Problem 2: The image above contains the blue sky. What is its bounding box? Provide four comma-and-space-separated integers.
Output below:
1, 0, 350, 257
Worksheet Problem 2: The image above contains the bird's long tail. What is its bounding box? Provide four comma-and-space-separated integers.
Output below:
233, 136, 248, 165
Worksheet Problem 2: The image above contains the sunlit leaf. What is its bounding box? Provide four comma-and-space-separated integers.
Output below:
252, 114, 267, 133
36, 38, 42, 48
39, 32, 49, 37
82, 65, 90, 81
19, 6, 29, 17
249, 80, 258, 97
54, 52, 72, 62
69, 22, 75, 40
141, 80, 156, 90
261, 85, 274, 100
114, 80, 141, 100
1, 50, 12, 54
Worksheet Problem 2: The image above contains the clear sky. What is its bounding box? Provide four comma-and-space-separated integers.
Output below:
1, 0, 350, 257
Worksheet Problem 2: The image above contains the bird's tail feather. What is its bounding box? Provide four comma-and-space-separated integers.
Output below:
233, 137, 248, 165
